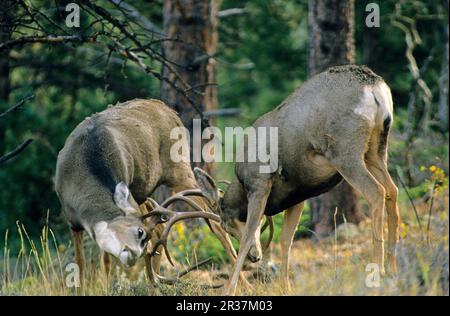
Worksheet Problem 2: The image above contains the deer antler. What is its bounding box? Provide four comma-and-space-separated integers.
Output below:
142, 190, 221, 267
216, 179, 231, 197
151, 257, 222, 288
216, 179, 231, 186
149, 208, 221, 266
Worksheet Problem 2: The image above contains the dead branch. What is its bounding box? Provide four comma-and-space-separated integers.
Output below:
0, 34, 101, 50
218, 8, 247, 18
4, 0, 213, 128
109, 0, 165, 38
0, 139, 33, 165
0, 94, 33, 119
203, 108, 241, 118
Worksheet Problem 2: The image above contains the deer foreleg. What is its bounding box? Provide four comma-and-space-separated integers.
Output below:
209, 221, 252, 290
223, 181, 272, 296
71, 229, 84, 292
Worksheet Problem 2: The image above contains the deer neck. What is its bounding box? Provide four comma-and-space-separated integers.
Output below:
73, 186, 124, 235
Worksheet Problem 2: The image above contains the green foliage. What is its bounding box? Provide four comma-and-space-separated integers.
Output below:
218, 0, 308, 120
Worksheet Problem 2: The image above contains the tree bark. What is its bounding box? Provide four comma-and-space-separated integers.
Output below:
154, 1, 219, 203
308, 0, 355, 76
161, 0, 219, 173
307, 0, 363, 238
360, 1, 379, 67
438, 2, 449, 133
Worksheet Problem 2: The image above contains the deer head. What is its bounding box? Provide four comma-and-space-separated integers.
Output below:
92, 182, 151, 267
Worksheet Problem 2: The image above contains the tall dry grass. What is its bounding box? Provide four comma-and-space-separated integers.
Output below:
1, 179, 448, 296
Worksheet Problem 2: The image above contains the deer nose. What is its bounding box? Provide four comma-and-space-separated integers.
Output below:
119, 249, 137, 267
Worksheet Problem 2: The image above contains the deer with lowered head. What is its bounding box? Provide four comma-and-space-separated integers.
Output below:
190, 65, 400, 295
55, 99, 239, 288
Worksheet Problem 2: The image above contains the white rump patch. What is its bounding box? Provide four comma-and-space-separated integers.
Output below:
372, 81, 394, 117
353, 86, 377, 122
94, 221, 122, 257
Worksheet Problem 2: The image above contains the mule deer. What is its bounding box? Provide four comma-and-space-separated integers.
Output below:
55, 99, 237, 287
191, 65, 400, 295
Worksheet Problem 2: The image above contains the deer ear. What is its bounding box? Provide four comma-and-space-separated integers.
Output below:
194, 167, 219, 203
114, 182, 139, 216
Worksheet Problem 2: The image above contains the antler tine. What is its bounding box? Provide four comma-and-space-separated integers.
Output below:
161, 194, 206, 211
217, 179, 231, 186
141, 197, 161, 220
182, 189, 220, 214
146, 197, 160, 209
162, 191, 218, 224
151, 257, 223, 288
149, 209, 221, 266
261, 216, 274, 251
217, 180, 231, 198
175, 188, 204, 197
160, 189, 205, 208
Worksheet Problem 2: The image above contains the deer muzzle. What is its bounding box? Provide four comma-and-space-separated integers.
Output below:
119, 248, 142, 267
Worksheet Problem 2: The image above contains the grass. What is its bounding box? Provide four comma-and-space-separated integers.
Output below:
0, 178, 448, 296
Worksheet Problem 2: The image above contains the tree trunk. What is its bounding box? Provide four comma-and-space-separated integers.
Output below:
307, 0, 363, 238
161, 0, 219, 174
308, 0, 355, 75
360, 1, 379, 67
155, 0, 219, 203
438, 2, 449, 133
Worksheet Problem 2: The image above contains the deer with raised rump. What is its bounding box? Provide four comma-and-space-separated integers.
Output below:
184, 65, 400, 295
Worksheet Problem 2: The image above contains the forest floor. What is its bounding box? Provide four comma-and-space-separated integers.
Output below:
1, 186, 448, 296
163, 191, 449, 296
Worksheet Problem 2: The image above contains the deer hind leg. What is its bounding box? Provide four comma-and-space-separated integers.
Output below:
365, 133, 400, 274
382, 173, 399, 275
331, 158, 386, 274
71, 229, 84, 291
223, 180, 272, 296
280, 202, 304, 294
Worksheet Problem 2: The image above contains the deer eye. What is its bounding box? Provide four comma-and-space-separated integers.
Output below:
137, 228, 144, 239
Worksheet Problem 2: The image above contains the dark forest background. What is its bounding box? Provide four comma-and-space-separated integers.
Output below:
0, 0, 448, 253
